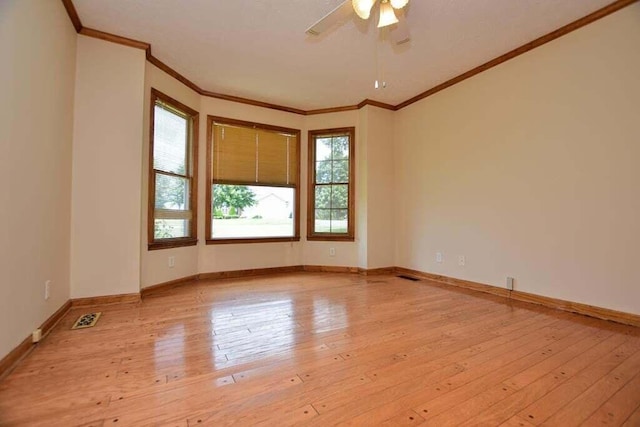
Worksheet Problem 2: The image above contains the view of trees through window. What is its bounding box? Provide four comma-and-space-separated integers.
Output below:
154, 173, 189, 238
211, 184, 294, 238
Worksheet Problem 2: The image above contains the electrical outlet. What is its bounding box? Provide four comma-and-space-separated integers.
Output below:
436, 252, 443, 263
329, 247, 336, 257
168, 256, 175, 268
44, 280, 51, 300
458, 255, 465, 266
507, 277, 515, 290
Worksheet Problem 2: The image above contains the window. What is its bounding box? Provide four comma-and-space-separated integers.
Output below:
307, 127, 355, 241
206, 116, 300, 243
148, 89, 198, 250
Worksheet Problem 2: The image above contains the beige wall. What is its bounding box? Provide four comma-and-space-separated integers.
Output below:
356, 108, 369, 269
0, 0, 77, 359
348, 106, 397, 270
71, 36, 146, 298
394, 4, 640, 314
364, 106, 395, 269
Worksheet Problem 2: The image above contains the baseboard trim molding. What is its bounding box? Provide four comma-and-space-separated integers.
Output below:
42, 300, 73, 336
71, 293, 141, 308
394, 267, 640, 328
0, 337, 31, 381
394, 267, 512, 298
199, 265, 304, 281
509, 289, 640, 328
303, 265, 359, 273
0, 300, 71, 380
141, 274, 200, 297
142, 266, 391, 297
359, 267, 397, 276
142, 267, 304, 299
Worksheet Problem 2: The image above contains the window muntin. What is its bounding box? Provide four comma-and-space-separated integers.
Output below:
206, 116, 300, 243
307, 128, 355, 241
148, 89, 198, 250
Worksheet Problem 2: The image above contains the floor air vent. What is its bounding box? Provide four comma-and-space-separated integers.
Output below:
71, 312, 102, 330
397, 275, 420, 282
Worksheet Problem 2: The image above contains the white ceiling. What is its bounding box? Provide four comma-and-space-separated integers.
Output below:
72, 0, 614, 111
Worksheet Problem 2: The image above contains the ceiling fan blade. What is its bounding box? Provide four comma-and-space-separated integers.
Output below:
305, 0, 354, 36
389, 18, 410, 45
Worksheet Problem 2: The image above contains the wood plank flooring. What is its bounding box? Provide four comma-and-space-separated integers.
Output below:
1, 272, 639, 426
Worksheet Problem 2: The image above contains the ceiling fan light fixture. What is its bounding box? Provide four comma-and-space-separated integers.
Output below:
378, 0, 399, 28
390, 0, 409, 9
352, 0, 376, 20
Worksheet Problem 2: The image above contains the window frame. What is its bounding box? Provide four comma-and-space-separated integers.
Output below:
148, 88, 199, 251
206, 115, 301, 244
307, 127, 356, 242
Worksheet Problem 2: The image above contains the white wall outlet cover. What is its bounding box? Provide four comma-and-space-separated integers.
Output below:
329, 247, 336, 256
436, 252, 443, 263
168, 256, 175, 268
44, 280, 51, 300
458, 255, 465, 266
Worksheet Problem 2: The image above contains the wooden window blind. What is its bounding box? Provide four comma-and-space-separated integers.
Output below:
212, 122, 298, 187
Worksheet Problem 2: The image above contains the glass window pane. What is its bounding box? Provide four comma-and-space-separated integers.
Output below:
316, 161, 332, 183
154, 105, 187, 175
315, 185, 331, 209
315, 209, 331, 233
331, 136, 349, 160
316, 138, 332, 161
211, 185, 294, 238
155, 174, 189, 210
315, 208, 330, 221
332, 160, 349, 183
331, 185, 348, 209
154, 219, 189, 239
330, 209, 348, 233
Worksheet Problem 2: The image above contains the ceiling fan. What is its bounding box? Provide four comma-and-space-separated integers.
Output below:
306, 0, 411, 45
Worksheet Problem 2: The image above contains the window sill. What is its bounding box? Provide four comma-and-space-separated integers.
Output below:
148, 238, 198, 251
307, 235, 355, 242
207, 236, 301, 245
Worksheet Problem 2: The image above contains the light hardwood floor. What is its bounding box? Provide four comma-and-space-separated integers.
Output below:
1, 273, 639, 426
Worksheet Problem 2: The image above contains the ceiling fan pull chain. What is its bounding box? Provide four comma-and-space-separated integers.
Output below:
374, 27, 386, 90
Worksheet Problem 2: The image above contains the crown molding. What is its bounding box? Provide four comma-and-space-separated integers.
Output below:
79, 27, 150, 51
62, 0, 638, 115
61, 0, 82, 33
200, 88, 308, 116
145, 53, 200, 93
357, 99, 396, 111
306, 105, 360, 115
395, 0, 638, 110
